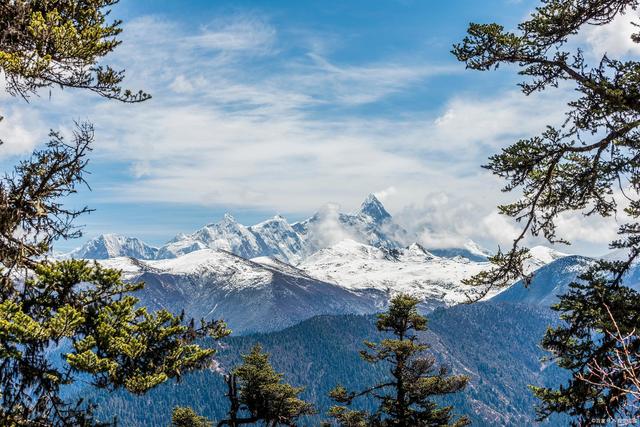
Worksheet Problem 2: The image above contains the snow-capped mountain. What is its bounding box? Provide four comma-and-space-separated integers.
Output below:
148, 193, 410, 263
493, 253, 640, 307
157, 213, 264, 260
292, 194, 407, 254
492, 255, 594, 306
100, 249, 379, 333
63, 194, 573, 330
249, 215, 306, 264
524, 245, 569, 273
66, 194, 495, 265
293, 239, 493, 308
66, 234, 158, 260
156, 213, 307, 263
428, 240, 492, 262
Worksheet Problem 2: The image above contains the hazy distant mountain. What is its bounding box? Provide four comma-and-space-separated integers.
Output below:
65, 234, 158, 260
489, 253, 640, 307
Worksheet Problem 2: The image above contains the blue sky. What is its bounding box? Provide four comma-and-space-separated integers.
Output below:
2, 0, 638, 254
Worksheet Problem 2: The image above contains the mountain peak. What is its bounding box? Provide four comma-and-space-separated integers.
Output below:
358, 193, 391, 222
221, 213, 237, 224
67, 233, 158, 260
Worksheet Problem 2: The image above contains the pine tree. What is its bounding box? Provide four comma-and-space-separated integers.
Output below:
0, 0, 149, 102
218, 344, 315, 426
170, 407, 212, 427
453, 0, 640, 423
329, 294, 469, 427
0, 1, 230, 425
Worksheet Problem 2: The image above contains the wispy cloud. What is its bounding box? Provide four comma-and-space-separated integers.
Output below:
186, 16, 276, 53
0, 10, 622, 254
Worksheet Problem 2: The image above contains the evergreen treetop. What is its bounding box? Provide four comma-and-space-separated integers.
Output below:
329, 294, 469, 427
218, 344, 315, 426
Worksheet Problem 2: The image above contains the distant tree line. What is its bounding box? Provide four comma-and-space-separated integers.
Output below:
173, 294, 469, 427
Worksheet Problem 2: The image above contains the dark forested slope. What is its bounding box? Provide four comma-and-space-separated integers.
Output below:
86, 302, 567, 426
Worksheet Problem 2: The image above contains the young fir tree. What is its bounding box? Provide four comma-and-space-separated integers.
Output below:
170, 407, 212, 427
328, 294, 469, 427
453, 0, 640, 423
0, 1, 230, 425
217, 344, 315, 426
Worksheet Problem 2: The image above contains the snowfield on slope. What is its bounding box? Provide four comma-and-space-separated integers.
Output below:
293, 239, 493, 304
100, 249, 274, 291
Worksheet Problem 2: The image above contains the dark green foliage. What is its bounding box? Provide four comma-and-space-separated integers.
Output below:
453, 0, 640, 293
0, 129, 230, 427
81, 302, 568, 426
217, 344, 315, 426
0, 0, 149, 101
530, 264, 640, 423
453, 1, 640, 423
170, 407, 212, 427
0, 2, 230, 425
329, 294, 469, 427
0, 257, 230, 426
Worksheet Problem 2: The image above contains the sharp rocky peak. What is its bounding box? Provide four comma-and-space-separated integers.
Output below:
358, 193, 391, 222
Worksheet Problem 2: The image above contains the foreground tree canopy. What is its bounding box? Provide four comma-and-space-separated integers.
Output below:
0, 0, 149, 102
218, 344, 315, 426
170, 407, 212, 427
328, 294, 469, 427
454, 0, 640, 423
0, 1, 229, 425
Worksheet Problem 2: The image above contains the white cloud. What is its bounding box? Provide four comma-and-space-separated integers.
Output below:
430, 90, 566, 152
298, 53, 459, 105
392, 192, 520, 250
306, 203, 359, 249
186, 16, 276, 53
374, 186, 398, 201
554, 212, 619, 244
582, 11, 640, 58
169, 75, 195, 94
393, 188, 625, 255
0, 11, 619, 255
0, 108, 47, 158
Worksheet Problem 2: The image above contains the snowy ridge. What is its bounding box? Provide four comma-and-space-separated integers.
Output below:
296, 239, 493, 306
66, 234, 158, 260
66, 194, 573, 329
249, 216, 306, 264
524, 246, 569, 273
157, 214, 264, 260
100, 249, 378, 333
69, 194, 493, 265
